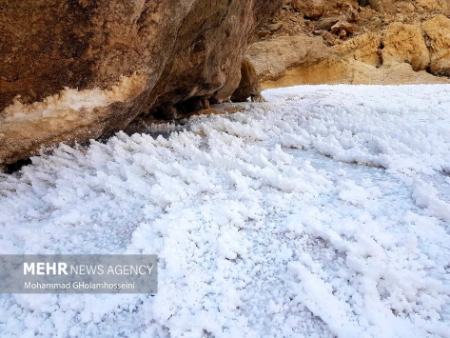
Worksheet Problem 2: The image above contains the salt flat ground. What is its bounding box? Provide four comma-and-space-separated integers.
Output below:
0, 85, 449, 337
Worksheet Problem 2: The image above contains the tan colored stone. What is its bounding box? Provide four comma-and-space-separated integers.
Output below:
422, 15, 450, 76
292, 0, 325, 19
368, 0, 396, 13
262, 58, 450, 88
415, 0, 449, 14
246, 35, 328, 82
251, 0, 450, 90
335, 32, 382, 66
382, 22, 430, 71
331, 20, 355, 37
317, 16, 342, 31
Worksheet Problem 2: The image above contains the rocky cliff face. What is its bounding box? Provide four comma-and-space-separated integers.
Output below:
0, 0, 280, 164
2, 0, 449, 165
246, 0, 450, 88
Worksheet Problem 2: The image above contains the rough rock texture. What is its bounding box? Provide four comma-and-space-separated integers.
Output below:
423, 15, 450, 76
263, 59, 449, 88
243, 0, 450, 89
246, 35, 327, 82
230, 59, 262, 102
382, 23, 430, 71
335, 32, 381, 66
0, 0, 281, 164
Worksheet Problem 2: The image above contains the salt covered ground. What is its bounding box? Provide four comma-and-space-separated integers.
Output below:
0, 85, 449, 337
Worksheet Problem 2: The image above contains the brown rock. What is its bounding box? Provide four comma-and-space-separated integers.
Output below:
262, 58, 450, 88
0, 0, 281, 164
246, 35, 328, 82
335, 32, 382, 66
321, 31, 341, 46
331, 20, 355, 38
369, 0, 396, 13
292, 0, 325, 19
415, 0, 449, 14
422, 15, 450, 76
231, 59, 262, 102
253, 0, 450, 89
267, 22, 283, 32
382, 22, 430, 71
317, 16, 342, 31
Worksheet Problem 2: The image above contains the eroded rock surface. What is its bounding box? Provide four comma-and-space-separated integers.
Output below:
0, 0, 280, 164
382, 22, 430, 71
245, 0, 450, 88
423, 15, 450, 76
